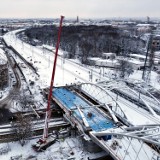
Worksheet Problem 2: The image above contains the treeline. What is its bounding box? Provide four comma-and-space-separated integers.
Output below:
21, 25, 145, 63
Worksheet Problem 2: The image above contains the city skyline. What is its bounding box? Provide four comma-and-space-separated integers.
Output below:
0, 0, 159, 19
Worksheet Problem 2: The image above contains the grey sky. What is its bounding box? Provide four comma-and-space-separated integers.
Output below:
0, 0, 159, 18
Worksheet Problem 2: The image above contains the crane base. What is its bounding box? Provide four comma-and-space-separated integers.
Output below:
32, 135, 57, 152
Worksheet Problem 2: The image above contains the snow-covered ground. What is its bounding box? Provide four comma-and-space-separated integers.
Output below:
130, 69, 160, 89
1, 29, 112, 160
1, 29, 160, 160
0, 137, 107, 160
0, 48, 7, 64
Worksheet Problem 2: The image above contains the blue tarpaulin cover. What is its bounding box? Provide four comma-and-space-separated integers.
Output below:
53, 88, 115, 132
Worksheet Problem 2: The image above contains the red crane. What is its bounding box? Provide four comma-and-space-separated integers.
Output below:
40, 16, 64, 143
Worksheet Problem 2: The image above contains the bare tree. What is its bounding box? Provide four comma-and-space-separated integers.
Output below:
110, 54, 116, 61
110, 53, 116, 66
79, 41, 92, 63
13, 89, 34, 111
157, 74, 160, 84
11, 113, 32, 146
117, 59, 134, 78
19, 94, 34, 110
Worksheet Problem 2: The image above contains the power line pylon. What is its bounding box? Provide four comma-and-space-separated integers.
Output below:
142, 32, 155, 83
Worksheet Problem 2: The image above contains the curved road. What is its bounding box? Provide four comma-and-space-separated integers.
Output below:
0, 50, 21, 109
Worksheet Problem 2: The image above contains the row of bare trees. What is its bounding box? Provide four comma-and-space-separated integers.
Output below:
11, 90, 34, 146
11, 113, 32, 146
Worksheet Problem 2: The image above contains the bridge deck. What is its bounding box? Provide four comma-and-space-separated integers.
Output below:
53, 87, 116, 132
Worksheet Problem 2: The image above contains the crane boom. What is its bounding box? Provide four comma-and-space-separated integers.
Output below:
42, 16, 64, 142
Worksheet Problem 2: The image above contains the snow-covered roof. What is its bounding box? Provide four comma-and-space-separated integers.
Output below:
88, 57, 101, 61
42, 44, 54, 50
130, 54, 146, 59
102, 52, 116, 55
0, 48, 7, 65
130, 54, 160, 61
88, 57, 116, 62
128, 58, 144, 65
153, 35, 160, 40
97, 59, 116, 63
136, 24, 151, 27
155, 51, 160, 54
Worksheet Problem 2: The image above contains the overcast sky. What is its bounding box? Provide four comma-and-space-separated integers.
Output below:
0, 0, 159, 19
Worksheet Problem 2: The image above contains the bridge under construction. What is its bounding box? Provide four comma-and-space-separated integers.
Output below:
43, 81, 160, 160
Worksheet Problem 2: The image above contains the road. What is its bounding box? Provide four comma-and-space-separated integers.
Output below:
4, 31, 109, 87
0, 48, 21, 109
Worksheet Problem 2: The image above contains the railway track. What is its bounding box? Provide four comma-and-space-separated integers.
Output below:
2, 38, 39, 76
0, 50, 22, 108
0, 41, 41, 116
112, 88, 160, 115
109, 91, 160, 124
0, 117, 70, 142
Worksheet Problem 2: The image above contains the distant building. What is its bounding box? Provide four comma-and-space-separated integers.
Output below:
152, 36, 160, 51
130, 53, 159, 62
87, 57, 118, 68
147, 16, 150, 23
136, 24, 152, 35
0, 48, 8, 89
77, 16, 79, 23
102, 53, 116, 59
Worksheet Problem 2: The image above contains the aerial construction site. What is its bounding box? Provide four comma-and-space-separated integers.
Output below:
0, 15, 160, 160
